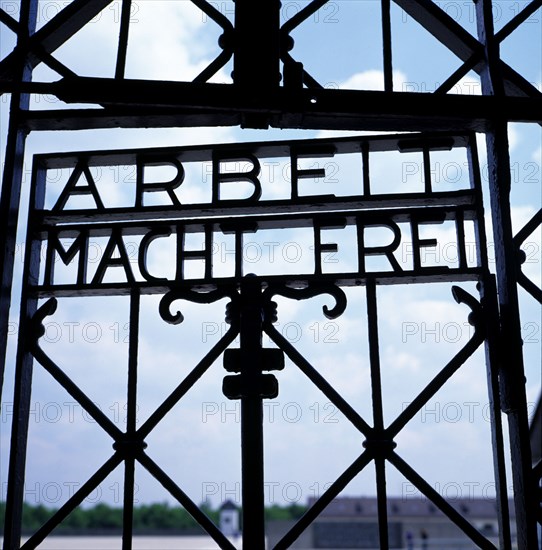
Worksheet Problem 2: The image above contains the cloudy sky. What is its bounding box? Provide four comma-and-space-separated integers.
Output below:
0, 0, 540, 516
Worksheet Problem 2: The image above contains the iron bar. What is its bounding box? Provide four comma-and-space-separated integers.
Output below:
366, 279, 389, 549
387, 313, 484, 437
138, 327, 238, 440
138, 453, 237, 550
480, 276, 512, 549
374, 458, 389, 550
475, 0, 539, 545
238, 277, 266, 549
114, 0, 132, 80
10, 78, 540, 130
17, 96, 541, 133
122, 458, 136, 550
483, 120, 539, 550
122, 289, 140, 550
266, 325, 373, 436
233, 0, 280, 89
386, 288, 486, 437
233, 0, 280, 126
495, 0, 542, 43
38, 196, 479, 226
435, 54, 481, 94
28, 131, 468, 168
3, 292, 38, 550
20, 454, 124, 549
381, 0, 393, 92
362, 142, 371, 196
388, 452, 497, 549
273, 451, 373, 550
517, 271, 542, 304
391, 0, 484, 78
367, 280, 384, 432
0, 9, 20, 33
0, 0, 114, 80
0, 0, 37, 405
514, 210, 542, 303
32, 343, 124, 440
32, 270, 483, 299
0, 56, 44, 550
31, 49, 77, 78
190, 0, 234, 83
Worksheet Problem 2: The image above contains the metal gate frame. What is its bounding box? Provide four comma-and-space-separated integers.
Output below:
1, 1, 540, 548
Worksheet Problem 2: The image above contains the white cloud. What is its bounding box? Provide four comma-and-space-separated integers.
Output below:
340, 69, 409, 92
118, 0, 232, 84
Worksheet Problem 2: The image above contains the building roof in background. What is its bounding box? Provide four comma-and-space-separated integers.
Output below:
307, 496, 515, 519
220, 500, 239, 511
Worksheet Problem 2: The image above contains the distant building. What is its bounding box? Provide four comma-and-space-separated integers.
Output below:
219, 500, 240, 538
267, 496, 516, 549
308, 496, 514, 549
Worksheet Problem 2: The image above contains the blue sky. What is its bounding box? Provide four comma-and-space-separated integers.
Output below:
0, 0, 541, 514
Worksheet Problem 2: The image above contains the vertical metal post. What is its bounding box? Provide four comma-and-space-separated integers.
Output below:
475, 0, 538, 546
239, 276, 266, 550
122, 289, 140, 550
381, 0, 393, 92
0, 0, 38, 402
233, 0, 281, 128
485, 122, 538, 549
3, 156, 45, 549
480, 275, 512, 549
233, 0, 281, 89
470, 137, 513, 548
366, 279, 390, 550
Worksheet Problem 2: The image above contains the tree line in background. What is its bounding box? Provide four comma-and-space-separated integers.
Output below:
0, 501, 307, 533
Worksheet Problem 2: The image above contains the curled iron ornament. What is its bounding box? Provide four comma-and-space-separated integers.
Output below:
159, 286, 238, 325
451, 285, 484, 333
29, 298, 58, 344
263, 282, 347, 320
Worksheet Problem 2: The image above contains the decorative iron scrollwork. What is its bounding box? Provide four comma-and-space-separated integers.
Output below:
263, 282, 347, 320
159, 286, 239, 325
451, 284, 484, 333
28, 298, 58, 345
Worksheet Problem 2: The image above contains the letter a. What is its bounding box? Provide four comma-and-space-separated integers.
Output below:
53, 160, 105, 211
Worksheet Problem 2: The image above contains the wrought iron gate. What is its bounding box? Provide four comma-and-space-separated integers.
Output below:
1, 1, 540, 549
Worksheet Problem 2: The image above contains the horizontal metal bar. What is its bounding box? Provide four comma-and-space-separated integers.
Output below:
34, 131, 470, 166
31, 269, 484, 298
39, 199, 478, 228
11, 80, 542, 132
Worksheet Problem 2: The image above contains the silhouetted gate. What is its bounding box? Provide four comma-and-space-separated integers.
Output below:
1, 1, 540, 549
